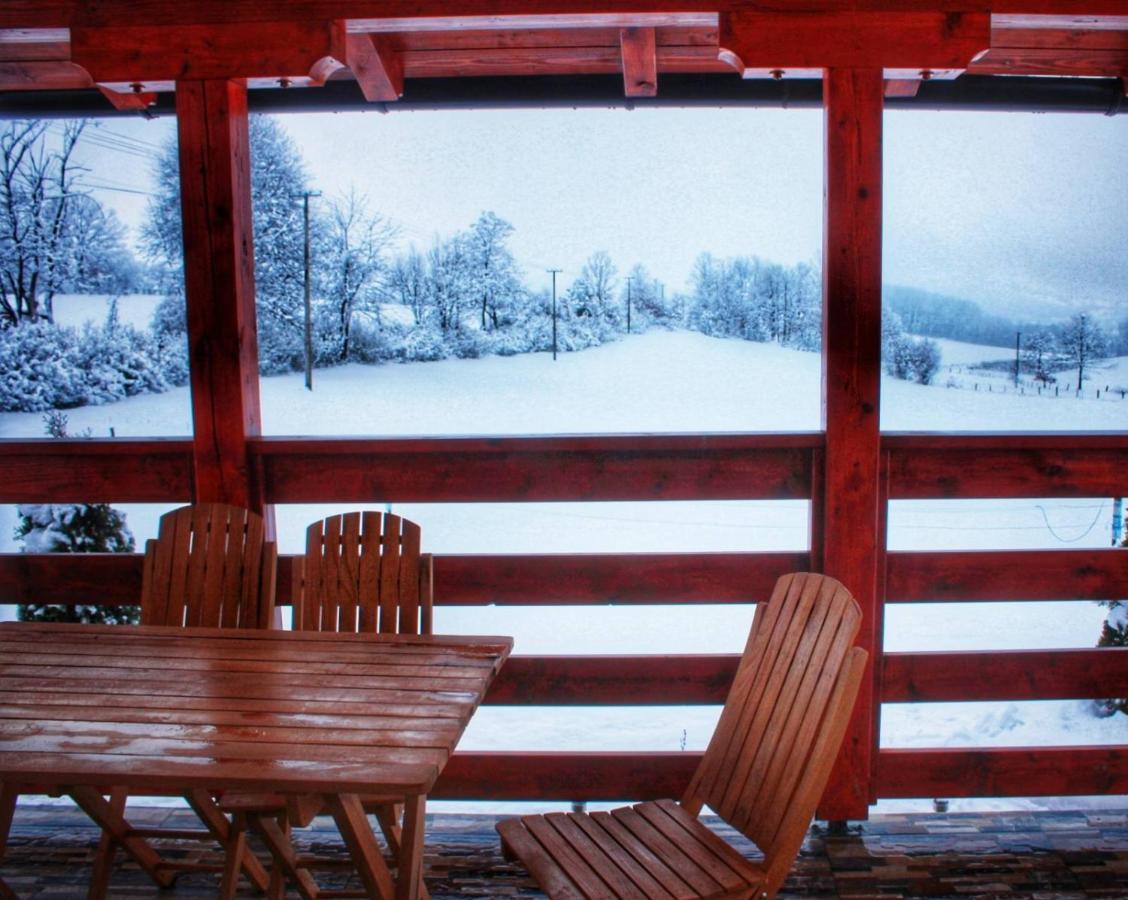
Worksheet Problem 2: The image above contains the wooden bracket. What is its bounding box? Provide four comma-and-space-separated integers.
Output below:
346, 32, 404, 101
97, 84, 158, 110
620, 26, 657, 97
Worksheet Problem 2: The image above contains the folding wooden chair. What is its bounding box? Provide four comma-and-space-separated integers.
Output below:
223, 511, 433, 899
497, 571, 868, 900
90, 502, 277, 897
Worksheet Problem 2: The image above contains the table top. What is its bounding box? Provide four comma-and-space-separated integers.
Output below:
0, 622, 512, 796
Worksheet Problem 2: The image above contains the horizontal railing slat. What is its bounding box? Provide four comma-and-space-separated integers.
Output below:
434, 750, 699, 801
0, 438, 193, 503
877, 746, 1128, 798
887, 549, 1128, 602
883, 648, 1128, 702
883, 433, 1128, 499
253, 434, 818, 502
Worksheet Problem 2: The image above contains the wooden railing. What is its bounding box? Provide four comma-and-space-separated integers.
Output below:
2, 431, 1126, 804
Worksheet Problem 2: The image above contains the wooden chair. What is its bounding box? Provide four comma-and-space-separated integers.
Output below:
90, 502, 277, 897
224, 511, 433, 898
497, 571, 868, 900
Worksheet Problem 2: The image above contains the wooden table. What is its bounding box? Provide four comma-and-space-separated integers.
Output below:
0, 621, 512, 899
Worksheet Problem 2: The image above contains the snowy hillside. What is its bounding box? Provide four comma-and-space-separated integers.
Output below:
2, 328, 1125, 813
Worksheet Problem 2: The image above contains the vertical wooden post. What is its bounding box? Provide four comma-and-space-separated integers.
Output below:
818, 67, 885, 821
176, 79, 264, 511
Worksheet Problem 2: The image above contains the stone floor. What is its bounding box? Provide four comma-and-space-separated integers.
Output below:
2, 804, 1127, 898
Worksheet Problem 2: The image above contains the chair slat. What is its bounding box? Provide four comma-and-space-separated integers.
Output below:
399, 519, 422, 635
358, 512, 381, 633
378, 514, 402, 634
322, 514, 344, 632
570, 812, 676, 900
634, 802, 749, 895
498, 818, 587, 900
611, 807, 722, 898
339, 512, 363, 633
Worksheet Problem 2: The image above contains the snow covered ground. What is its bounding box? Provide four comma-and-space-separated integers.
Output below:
2, 325, 1126, 814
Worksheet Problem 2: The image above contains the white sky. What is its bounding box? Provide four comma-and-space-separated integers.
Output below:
73, 103, 1127, 323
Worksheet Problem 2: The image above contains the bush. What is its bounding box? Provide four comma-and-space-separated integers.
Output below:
0, 321, 85, 411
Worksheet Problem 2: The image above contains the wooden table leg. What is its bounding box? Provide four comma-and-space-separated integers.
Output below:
327, 793, 397, 900
249, 811, 321, 900
68, 786, 176, 890
87, 786, 126, 900
395, 795, 426, 900
0, 783, 18, 900
186, 788, 270, 891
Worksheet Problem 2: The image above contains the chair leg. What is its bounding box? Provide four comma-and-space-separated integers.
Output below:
375, 802, 403, 857
87, 787, 127, 900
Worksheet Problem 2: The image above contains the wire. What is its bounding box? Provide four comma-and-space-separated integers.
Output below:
1035, 501, 1107, 544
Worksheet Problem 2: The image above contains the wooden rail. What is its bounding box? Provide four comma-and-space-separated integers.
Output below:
1, 432, 1125, 804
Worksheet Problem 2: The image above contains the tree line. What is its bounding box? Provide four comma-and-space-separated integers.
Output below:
2, 116, 1124, 413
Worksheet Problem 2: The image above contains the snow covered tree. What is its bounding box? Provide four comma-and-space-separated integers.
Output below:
622, 264, 675, 329
424, 234, 474, 333
15, 412, 139, 624
0, 120, 132, 326
143, 115, 311, 373
317, 189, 397, 362
1095, 525, 1128, 716
466, 212, 523, 332
1056, 313, 1110, 389
1022, 331, 1057, 383
388, 247, 428, 326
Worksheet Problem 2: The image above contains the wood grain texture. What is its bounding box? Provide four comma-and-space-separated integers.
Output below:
176, 80, 262, 510
818, 66, 885, 822
887, 549, 1128, 602
877, 746, 1128, 798
620, 26, 657, 96
253, 434, 818, 502
883, 648, 1128, 702
0, 439, 192, 503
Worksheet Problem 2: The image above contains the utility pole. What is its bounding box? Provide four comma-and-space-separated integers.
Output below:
1014, 331, 1021, 388
302, 189, 322, 391
547, 268, 562, 361
626, 275, 633, 334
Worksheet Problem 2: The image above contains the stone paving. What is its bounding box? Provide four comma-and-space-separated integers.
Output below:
2, 804, 1127, 897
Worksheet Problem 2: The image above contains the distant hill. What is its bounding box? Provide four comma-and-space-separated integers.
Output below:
883, 285, 1044, 349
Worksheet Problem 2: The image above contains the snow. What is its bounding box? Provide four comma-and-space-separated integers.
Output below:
50, 294, 162, 331
2, 326, 1126, 814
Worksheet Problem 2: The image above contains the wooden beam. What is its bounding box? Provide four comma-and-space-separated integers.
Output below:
97, 83, 158, 110
818, 67, 886, 822
718, 11, 990, 73
485, 654, 740, 704
435, 750, 698, 801
887, 549, 1128, 603
883, 648, 1128, 702
70, 20, 346, 84
175, 80, 262, 510
346, 32, 403, 101
884, 78, 923, 97
435, 551, 809, 605
0, 59, 89, 89
969, 46, 1128, 75
883, 433, 1128, 498
0, 439, 193, 503
619, 26, 658, 96
253, 434, 818, 503
878, 746, 1128, 798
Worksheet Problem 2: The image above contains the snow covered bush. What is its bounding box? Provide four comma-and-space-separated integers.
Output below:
882, 310, 942, 385
0, 320, 85, 411
14, 413, 140, 625
1095, 528, 1128, 716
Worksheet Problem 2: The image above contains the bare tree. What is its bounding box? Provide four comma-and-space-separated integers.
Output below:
0, 120, 87, 326
1057, 312, 1110, 389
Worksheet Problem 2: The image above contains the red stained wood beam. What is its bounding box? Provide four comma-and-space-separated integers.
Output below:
0, 551, 802, 608
883, 433, 1128, 499
346, 32, 403, 101
435, 551, 808, 605
252, 435, 818, 503
485, 654, 740, 704
719, 10, 989, 72
877, 746, 1128, 798
883, 648, 1128, 702
97, 84, 157, 110
70, 21, 347, 83
0, 59, 90, 89
819, 66, 885, 821
970, 46, 1128, 76
887, 549, 1128, 603
620, 26, 657, 96
0, 439, 193, 503
434, 751, 698, 801
12, 3, 1128, 31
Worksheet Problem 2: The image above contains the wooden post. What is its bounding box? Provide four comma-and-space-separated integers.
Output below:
818, 67, 885, 821
176, 79, 264, 511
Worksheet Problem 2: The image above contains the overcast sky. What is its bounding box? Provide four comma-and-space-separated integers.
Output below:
77, 103, 1126, 324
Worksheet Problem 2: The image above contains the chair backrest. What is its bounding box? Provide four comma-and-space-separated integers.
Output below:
683, 572, 867, 893
293, 511, 433, 635
140, 503, 277, 630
